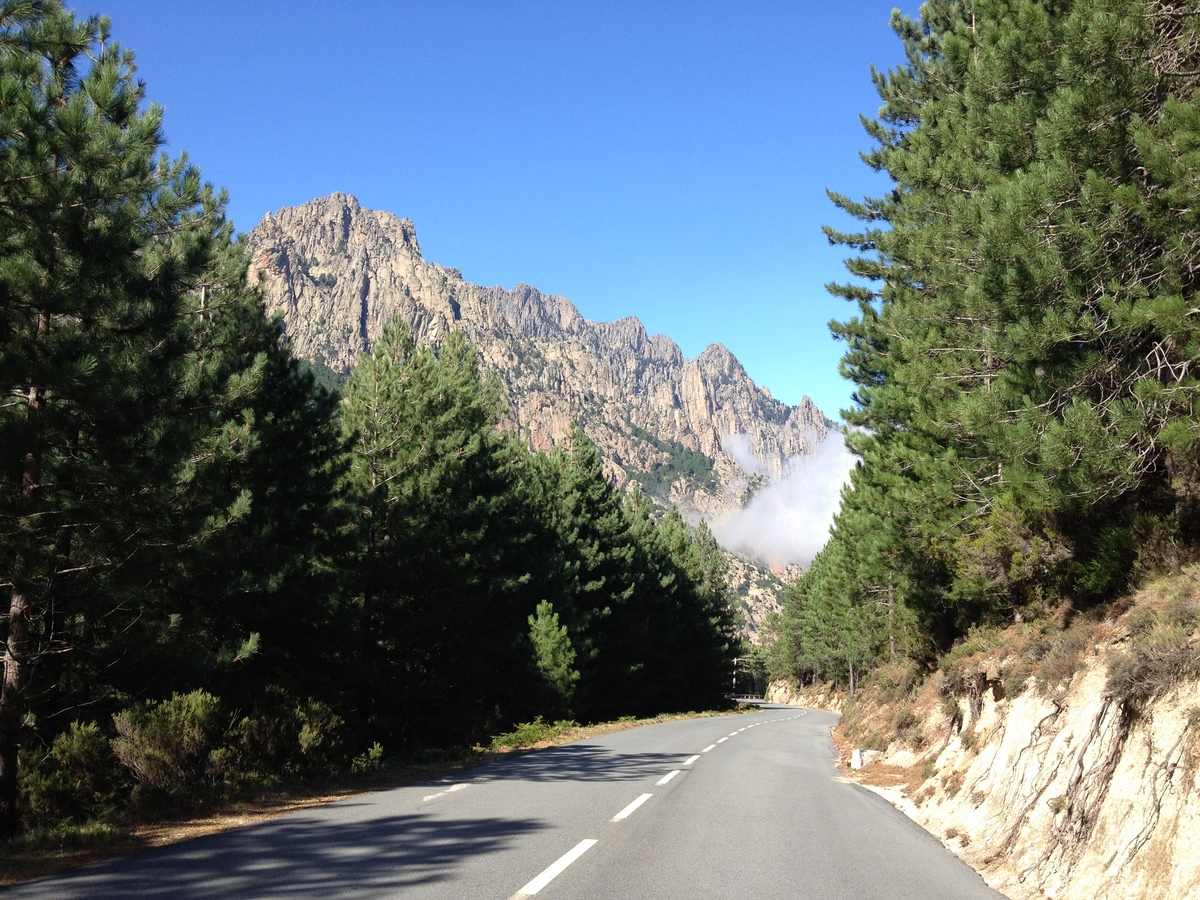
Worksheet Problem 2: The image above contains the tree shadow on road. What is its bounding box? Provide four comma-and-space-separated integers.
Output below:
2, 810, 543, 900
472, 742, 688, 783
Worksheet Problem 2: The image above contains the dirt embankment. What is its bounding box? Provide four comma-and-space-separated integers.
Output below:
777, 565, 1200, 900
765, 679, 846, 712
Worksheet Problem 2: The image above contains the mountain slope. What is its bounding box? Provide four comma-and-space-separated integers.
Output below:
245, 193, 832, 634
246, 193, 830, 512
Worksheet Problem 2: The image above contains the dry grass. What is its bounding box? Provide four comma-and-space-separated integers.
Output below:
1106, 565, 1200, 708
854, 761, 929, 796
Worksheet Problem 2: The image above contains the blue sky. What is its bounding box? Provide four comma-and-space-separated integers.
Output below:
81, 1, 910, 421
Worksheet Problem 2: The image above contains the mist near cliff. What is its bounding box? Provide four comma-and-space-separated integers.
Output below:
714, 429, 857, 569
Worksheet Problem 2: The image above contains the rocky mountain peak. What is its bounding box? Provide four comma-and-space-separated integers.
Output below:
246, 193, 833, 635
246, 193, 830, 489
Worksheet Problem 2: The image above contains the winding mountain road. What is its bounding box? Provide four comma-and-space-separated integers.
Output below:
2, 705, 1004, 899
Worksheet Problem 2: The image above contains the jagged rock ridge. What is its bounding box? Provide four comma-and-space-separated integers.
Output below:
246, 193, 828, 631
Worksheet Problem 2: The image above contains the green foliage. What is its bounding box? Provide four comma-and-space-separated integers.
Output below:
1073, 523, 1136, 601
766, 0, 1200, 695
103, 689, 350, 811
0, 0, 238, 834
528, 601, 580, 709
295, 700, 345, 773
626, 422, 717, 495
952, 493, 1071, 621
111, 692, 228, 802
18, 723, 122, 826
297, 358, 348, 397
487, 717, 579, 752
351, 742, 385, 774
226, 693, 346, 783
0, 0, 352, 835
341, 321, 550, 746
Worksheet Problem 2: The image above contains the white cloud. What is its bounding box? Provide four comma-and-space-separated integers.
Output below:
721, 432, 760, 476
713, 429, 856, 568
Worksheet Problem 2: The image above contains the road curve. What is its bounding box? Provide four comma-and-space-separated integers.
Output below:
1, 705, 1004, 899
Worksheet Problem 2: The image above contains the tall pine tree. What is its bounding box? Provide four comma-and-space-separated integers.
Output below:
0, 1, 233, 834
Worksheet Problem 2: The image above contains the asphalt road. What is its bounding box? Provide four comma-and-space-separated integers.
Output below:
2, 705, 1005, 899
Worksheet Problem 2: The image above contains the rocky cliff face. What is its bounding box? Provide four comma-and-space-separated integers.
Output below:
807, 565, 1200, 900
726, 558, 803, 643
246, 193, 828, 631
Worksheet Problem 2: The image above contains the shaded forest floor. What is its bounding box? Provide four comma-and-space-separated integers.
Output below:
1, 708, 753, 887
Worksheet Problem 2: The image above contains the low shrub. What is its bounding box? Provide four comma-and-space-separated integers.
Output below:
488, 717, 578, 751
939, 625, 1003, 677
110, 688, 350, 806
943, 769, 965, 797
870, 660, 924, 704
1107, 624, 1200, 707
18, 722, 123, 826
293, 699, 345, 775
1035, 616, 1097, 695
1124, 605, 1158, 638
941, 693, 964, 732
959, 727, 978, 753
351, 742, 386, 774
225, 690, 346, 783
111, 691, 227, 803
1161, 592, 1199, 631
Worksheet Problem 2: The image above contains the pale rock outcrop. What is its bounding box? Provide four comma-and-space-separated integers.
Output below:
912, 661, 1200, 899
841, 592, 1200, 900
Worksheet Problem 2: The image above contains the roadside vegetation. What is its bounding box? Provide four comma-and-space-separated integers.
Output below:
0, 1, 742, 845
763, 0, 1200, 715
808, 564, 1200, 764
0, 707, 753, 887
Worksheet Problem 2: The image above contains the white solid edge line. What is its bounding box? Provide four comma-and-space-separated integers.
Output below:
683, 754, 700, 766
510, 838, 599, 898
657, 769, 681, 786
612, 792, 654, 821
701, 744, 717, 753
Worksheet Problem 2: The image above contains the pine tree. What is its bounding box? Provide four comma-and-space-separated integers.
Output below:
146, 261, 353, 709
527, 600, 579, 715
542, 427, 639, 721
824, 0, 1200, 660
341, 322, 545, 746
0, 1, 233, 834
660, 513, 739, 709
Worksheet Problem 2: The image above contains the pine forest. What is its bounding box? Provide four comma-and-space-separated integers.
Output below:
764, 0, 1200, 698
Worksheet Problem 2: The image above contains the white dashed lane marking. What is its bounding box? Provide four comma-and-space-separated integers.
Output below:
511, 711, 818, 898
612, 793, 654, 822
509, 839, 598, 899
421, 783, 471, 802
